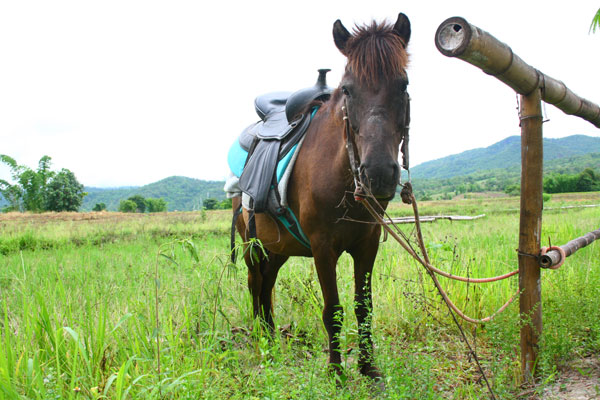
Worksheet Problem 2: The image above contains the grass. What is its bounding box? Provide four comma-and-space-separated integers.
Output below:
0, 193, 599, 399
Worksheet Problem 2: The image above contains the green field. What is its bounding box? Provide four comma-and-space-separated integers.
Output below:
1, 193, 599, 399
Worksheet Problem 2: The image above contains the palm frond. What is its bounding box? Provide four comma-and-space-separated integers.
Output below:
590, 8, 600, 33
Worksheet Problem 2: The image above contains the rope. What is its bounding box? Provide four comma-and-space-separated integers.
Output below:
357, 191, 499, 399
425, 263, 518, 283
359, 197, 518, 324
540, 245, 566, 270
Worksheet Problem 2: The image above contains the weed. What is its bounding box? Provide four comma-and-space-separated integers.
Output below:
0, 196, 598, 398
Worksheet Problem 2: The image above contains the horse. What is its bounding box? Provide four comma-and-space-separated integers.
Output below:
233, 13, 411, 381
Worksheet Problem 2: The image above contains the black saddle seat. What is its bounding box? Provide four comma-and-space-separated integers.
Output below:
253, 69, 333, 125
285, 68, 332, 122
254, 92, 290, 121
237, 69, 333, 213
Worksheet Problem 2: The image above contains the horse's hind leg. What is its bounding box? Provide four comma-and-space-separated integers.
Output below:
350, 233, 383, 381
232, 198, 288, 330
242, 241, 288, 330
312, 242, 344, 375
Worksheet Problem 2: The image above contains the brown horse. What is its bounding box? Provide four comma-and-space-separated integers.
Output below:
233, 13, 411, 380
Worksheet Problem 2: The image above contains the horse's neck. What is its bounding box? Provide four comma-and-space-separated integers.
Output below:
304, 104, 355, 191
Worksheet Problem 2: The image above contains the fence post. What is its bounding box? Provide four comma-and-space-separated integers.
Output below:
435, 15, 600, 383
518, 87, 544, 381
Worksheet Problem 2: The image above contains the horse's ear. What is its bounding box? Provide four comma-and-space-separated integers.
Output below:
333, 19, 351, 55
393, 13, 411, 47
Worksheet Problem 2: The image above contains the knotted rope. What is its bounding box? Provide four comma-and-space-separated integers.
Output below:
358, 185, 519, 324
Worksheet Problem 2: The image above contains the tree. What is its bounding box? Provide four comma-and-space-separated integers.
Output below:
44, 169, 86, 212
0, 179, 23, 212
575, 168, 599, 192
219, 198, 233, 209
504, 184, 520, 196
203, 198, 218, 210
146, 197, 167, 212
127, 195, 146, 213
1, 155, 25, 211
543, 168, 599, 193
0, 155, 86, 212
119, 200, 137, 213
1, 154, 52, 212
92, 202, 107, 211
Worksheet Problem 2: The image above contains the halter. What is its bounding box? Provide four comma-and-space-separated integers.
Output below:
342, 92, 411, 202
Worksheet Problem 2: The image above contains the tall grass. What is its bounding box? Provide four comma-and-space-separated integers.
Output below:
0, 193, 598, 398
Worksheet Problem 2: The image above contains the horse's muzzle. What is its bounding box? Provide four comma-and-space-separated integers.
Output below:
359, 161, 399, 200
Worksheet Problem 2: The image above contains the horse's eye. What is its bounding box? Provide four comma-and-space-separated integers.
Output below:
341, 86, 350, 96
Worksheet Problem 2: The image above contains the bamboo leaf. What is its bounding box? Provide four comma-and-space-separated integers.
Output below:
182, 239, 199, 263
590, 8, 600, 33
159, 252, 179, 267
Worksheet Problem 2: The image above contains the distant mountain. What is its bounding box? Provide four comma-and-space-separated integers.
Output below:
410, 135, 600, 180
3, 135, 599, 211
406, 135, 600, 198
82, 176, 227, 211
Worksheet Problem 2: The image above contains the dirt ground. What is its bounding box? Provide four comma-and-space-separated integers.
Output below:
541, 355, 600, 399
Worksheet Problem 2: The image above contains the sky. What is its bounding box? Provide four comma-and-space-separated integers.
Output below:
1, 1, 599, 188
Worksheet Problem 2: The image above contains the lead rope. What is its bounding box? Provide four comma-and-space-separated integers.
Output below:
342, 96, 498, 396
357, 189, 498, 399
341, 98, 498, 396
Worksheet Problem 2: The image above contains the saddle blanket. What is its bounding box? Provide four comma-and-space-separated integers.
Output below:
223, 135, 306, 210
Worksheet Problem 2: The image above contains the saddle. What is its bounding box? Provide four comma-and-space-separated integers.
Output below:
237, 69, 333, 213
228, 69, 333, 254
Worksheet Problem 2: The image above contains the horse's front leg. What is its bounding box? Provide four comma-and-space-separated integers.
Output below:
350, 230, 383, 381
312, 242, 344, 376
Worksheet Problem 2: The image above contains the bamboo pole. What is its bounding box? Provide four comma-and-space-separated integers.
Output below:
518, 89, 544, 382
435, 17, 600, 128
540, 228, 600, 268
387, 214, 485, 224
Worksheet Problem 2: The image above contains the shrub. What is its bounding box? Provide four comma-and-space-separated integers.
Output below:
118, 200, 137, 213
92, 203, 107, 212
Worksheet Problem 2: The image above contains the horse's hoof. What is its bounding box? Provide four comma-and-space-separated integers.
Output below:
360, 366, 386, 392
360, 364, 384, 380
327, 363, 348, 387
371, 377, 386, 393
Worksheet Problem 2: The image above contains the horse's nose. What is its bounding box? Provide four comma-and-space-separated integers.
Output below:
359, 161, 399, 198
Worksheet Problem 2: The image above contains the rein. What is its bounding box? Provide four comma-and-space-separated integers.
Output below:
341, 99, 363, 201
341, 92, 411, 202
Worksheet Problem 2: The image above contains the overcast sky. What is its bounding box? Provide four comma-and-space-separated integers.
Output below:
1, 1, 599, 188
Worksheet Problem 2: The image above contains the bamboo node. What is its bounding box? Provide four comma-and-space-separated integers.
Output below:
540, 246, 566, 270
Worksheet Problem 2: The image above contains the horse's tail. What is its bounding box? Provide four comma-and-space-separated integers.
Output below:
230, 203, 243, 264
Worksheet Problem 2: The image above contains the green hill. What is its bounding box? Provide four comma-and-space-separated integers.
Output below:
82, 176, 226, 211
410, 135, 600, 180
408, 135, 600, 198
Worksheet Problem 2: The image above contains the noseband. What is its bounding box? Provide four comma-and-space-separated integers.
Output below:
342, 92, 411, 201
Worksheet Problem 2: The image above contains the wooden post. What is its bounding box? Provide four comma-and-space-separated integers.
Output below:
435, 15, 600, 383
518, 88, 544, 381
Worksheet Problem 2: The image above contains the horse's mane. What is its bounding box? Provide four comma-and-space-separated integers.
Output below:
344, 21, 409, 86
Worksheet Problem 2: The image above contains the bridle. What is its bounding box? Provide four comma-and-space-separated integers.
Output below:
342, 91, 411, 201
